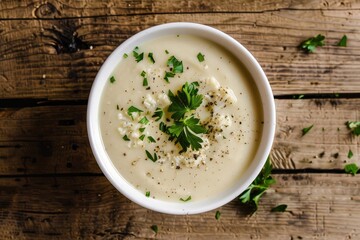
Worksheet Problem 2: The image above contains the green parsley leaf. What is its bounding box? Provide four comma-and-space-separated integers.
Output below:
302, 124, 314, 136
167, 56, 183, 73
122, 135, 130, 141
164, 71, 175, 83
132, 47, 144, 62
180, 196, 191, 202
239, 157, 275, 210
139, 134, 145, 141
197, 52, 205, 62
147, 136, 156, 143
150, 225, 158, 234
145, 191, 150, 197
145, 150, 158, 162
139, 127, 145, 133
148, 52, 155, 63
139, 116, 149, 125
165, 49, 169, 54
347, 121, 360, 136
123, 53, 128, 58
344, 163, 359, 176
348, 149, 353, 159
159, 122, 168, 133
337, 35, 347, 47
168, 82, 203, 120
127, 106, 143, 119
141, 70, 146, 77
215, 210, 221, 220
143, 78, 148, 87
152, 108, 163, 121
271, 204, 288, 212
110, 76, 116, 83
299, 34, 325, 53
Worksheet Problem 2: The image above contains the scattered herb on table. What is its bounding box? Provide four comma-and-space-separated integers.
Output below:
239, 157, 275, 210
215, 210, 221, 220
148, 52, 155, 63
344, 163, 359, 176
150, 225, 158, 234
348, 149, 353, 159
145, 191, 150, 197
180, 196, 192, 202
197, 52, 205, 62
302, 125, 314, 136
347, 121, 360, 136
337, 35, 347, 47
123, 53, 128, 58
299, 34, 325, 53
271, 204, 288, 212
110, 76, 116, 83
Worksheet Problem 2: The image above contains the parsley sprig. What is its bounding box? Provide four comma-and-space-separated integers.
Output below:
347, 121, 360, 136
239, 157, 275, 209
299, 34, 325, 53
164, 82, 207, 152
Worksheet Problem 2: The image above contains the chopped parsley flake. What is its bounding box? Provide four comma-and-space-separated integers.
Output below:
147, 136, 156, 143
139, 127, 145, 133
127, 106, 143, 119
165, 49, 169, 54
132, 46, 144, 62
141, 70, 146, 77
152, 108, 164, 121
139, 116, 149, 125
145, 150, 158, 162
150, 225, 158, 234
348, 149, 353, 159
337, 35, 347, 47
167, 55, 183, 73
116, 104, 119, 110
143, 78, 148, 86
139, 134, 145, 141
271, 204, 288, 212
299, 34, 325, 53
164, 71, 175, 83
215, 210, 221, 220
347, 121, 360, 136
123, 53, 128, 58
148, 52, 155, 63
109, 76, 116, 83
197, 52, 205, 62
145, 191, 150, 197
344, 163, 359, 176
180, 196, 191, 202
122, 135, 130, 141
302, 125, 313, 136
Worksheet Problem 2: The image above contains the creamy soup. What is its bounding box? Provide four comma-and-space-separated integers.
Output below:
100, 35, 263, 202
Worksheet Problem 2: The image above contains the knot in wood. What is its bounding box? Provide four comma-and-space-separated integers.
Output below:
34, 2, 58, 18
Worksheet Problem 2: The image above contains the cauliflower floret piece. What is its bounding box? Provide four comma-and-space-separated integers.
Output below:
143, 94, 157, 112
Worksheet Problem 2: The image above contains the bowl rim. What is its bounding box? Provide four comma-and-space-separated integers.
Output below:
87, 22, 276, 215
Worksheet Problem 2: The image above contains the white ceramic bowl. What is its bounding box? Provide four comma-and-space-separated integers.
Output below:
87, 22, 276, 215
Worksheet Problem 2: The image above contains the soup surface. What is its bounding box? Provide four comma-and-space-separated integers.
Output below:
100, 35, 263, 201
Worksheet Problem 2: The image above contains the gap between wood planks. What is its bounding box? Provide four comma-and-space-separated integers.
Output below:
1, 93, 360, 108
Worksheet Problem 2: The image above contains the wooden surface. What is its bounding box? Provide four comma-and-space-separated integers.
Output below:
1, 0, 360, 239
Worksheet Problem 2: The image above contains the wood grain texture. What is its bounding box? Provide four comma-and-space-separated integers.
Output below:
0, 174, 359, 239
1, 0, 359, 19
0, 99, 359, 175
1, 10, 360, 99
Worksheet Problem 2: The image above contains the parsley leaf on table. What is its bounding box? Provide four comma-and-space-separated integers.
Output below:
152, 108, 164, 121
302, 124, 314, 136
344, 163, 359, 176
347, 121, 360, 136
271, 204, 287, 212
239, 157, 275, 209
337, 35, 347, 47
299, 34, 325, 53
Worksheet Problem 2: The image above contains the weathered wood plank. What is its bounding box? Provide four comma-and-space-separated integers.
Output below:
0, 99, 359, 175
1, 0, 359, 19
0, 174, 359, 239
1, 11, 360, 99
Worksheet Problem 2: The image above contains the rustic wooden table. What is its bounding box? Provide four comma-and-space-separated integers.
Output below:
1, 0, 360, 239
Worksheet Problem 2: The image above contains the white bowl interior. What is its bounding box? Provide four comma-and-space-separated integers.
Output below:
87, 22, 276, 215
